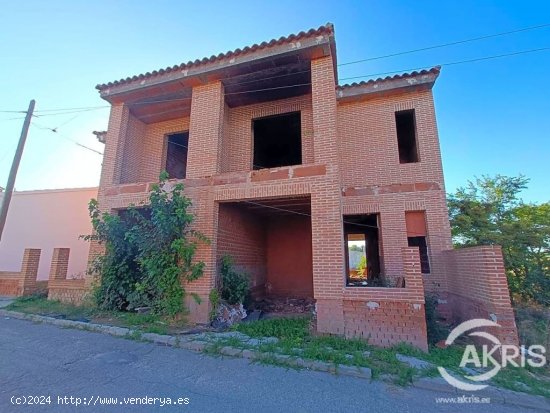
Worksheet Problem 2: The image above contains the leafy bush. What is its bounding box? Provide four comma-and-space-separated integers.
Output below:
209, 288, 220, 320
219, 255, 249, 305
424, 294, 447, 345
84, 172, 207, 316
515, 305, 550, 349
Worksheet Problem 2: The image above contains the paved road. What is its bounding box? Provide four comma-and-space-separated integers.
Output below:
0, 317, 528, 413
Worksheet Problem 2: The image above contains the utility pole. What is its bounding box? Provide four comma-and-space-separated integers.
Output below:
0, 99, 35, 242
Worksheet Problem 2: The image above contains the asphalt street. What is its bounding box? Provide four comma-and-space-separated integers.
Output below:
0, 317, 530, 413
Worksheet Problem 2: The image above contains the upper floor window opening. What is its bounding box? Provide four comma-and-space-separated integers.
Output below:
252, 111, 302, 170
395, 109, 419, 164
165, 132, 189, 179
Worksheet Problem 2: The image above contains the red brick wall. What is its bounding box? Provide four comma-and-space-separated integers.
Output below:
337, 91, 452, 295
444, 246, 519, 346
217, 203, 267, 294
343, 247, 428, 350
0, 273, 21, 296
266, 215, 313, 298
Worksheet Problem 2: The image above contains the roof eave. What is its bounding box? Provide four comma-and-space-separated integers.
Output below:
336, 68, 440, 103
97, 24, 336, 103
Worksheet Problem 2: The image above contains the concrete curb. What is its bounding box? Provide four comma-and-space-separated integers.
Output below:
1, 309, 548, 411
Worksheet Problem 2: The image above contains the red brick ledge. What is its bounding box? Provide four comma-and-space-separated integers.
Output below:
103, 164, 327, 197
343, 182, 441, 197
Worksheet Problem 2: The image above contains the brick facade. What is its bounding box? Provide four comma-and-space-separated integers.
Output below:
87, 24, 518, 349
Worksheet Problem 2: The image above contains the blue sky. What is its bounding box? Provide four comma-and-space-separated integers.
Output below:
1, 0, 549, 202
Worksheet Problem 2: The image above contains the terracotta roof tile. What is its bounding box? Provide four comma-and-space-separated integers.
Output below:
96, 24, 334, 91
337, 66, 441, 90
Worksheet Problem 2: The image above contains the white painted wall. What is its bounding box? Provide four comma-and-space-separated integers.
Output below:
0, 187, 97, 280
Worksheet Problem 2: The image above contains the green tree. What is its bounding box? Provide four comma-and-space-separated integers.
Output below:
85, 172, 207, 315
448, 175, 549, 306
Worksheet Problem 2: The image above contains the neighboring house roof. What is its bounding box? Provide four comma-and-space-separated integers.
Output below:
336, 67, 441, 102
96, 24, 335, 92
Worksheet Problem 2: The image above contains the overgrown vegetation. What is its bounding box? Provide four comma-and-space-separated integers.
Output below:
219, 255, 250, 305
208, 288, 220, 321
424, 294, 448, 345
448, 175, 549, 306
514, 305, 550, 349
6, 296, 186, 335
84, 172, 207, 316
229, 317, 549, 396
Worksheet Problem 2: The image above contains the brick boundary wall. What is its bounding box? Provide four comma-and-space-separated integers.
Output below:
0, 249, 40, 297
444, 246, 519, 347
342, 247, 429, 351
47, 248, 88, 304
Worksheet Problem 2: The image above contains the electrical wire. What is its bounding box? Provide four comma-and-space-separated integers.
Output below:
339, 47, 550, 81
2, 42, 548, 114
31, 122, 103, 155
338, 22, 550, 66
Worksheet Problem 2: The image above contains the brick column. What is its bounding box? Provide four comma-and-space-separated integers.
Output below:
402, 247, 428, 351
85, 104, 131, 288
310, 56, 346, 334
379, 207, 408, 283
186, 82, 225, 178
49, 248, 70, 281
99, 104, 130, 188
19, 248, 41, 296
184, 188, 218, 323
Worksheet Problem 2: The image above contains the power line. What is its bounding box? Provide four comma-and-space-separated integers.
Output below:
124, 47, 550, 107
0, 43, 550, 119
31, 122, 103, 155
338, 23, 550, 66
33, 105, 110, 113
339, 46, 550, 82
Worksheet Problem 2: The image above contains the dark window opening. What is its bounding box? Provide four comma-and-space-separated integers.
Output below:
344, 214, 381, 287
395, 109, 419, 163
118, 207, 152, 228
405, 211, 430, 274
166, 132, 189, 179
407, 236, 430, 274
253, 112, 301, 170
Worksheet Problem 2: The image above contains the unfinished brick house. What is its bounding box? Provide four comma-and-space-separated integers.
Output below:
89, 24, 518, 350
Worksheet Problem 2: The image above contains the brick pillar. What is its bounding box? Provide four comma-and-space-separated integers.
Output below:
49, 248, 70, 281
402, 247, 428, 351
184, 188, 218, 323
85, 104, 130, 288
379, 207, 408, 284
100, 104, 130, 188
483, 246, 519, 347
310, 56, 346, 335
19, 248, 41, 296
186, 82, 224, 178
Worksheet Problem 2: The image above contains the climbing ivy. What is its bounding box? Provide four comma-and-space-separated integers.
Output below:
85, 172, 207, 316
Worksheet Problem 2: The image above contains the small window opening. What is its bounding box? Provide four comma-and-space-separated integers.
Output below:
344, 214, 381, 287
166, 132, 189, 179
253, 112, 301, 170
407, 236, 430, 274
395, 109, 419, 163
405, 211, 430, 274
